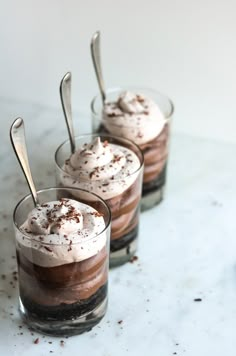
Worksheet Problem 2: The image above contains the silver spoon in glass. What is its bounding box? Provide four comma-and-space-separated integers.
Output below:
10, 118, 39, 207
91, 30, 106, 104
60, 71, 76, 154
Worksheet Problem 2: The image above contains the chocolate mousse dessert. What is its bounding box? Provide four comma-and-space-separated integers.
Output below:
92, 90, 173, 210
16, 197, 109, 335
55, 136, 143, 266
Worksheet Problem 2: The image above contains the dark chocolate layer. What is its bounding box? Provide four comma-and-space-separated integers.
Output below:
97, 123, 169, 192
17, 248, 108, 306
21, 284, 107, 321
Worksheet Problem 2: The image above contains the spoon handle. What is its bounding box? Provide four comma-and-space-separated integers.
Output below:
60, 72, 76, 154
91, 31, 106, 104
10, 118, 39, 207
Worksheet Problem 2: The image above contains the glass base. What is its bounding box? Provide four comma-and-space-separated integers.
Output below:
141, 185, 165, 211
19, 295, 108, 337
109, 226, 138, 268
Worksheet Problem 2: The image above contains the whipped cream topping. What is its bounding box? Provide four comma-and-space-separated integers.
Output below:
17, 198, 107, 267
60, 137, 141, 200
102, 91, 167, 145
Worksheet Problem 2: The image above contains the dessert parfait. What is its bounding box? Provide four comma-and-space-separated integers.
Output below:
14, 187, 111, 336
91, 88, 174, 211
55, 135, 144, 267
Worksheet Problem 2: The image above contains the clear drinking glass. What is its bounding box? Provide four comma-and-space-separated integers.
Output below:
91, 87, 174, 211
55, 134, 144, 267
13, 187, 111, 336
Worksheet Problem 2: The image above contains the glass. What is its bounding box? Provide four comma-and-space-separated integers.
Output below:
91, 87, 174, 211
55, 134, 144, 267
13, 187, 111, 336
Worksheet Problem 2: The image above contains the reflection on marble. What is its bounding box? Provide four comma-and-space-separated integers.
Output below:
0, 98, 236, 355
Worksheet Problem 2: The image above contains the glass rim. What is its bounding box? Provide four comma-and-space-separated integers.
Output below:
54, 133, 144, 181
91, 86, 175, 119
13, 186, 111, 246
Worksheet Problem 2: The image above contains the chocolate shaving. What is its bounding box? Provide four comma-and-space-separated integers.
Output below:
33, 338, 39, 344
90, 167, 99, 179
107, 112, 117, 117
44, 246, 53, 252
113, 155, 122, 163
136, 95, 145, 102
90, 212, 104, 217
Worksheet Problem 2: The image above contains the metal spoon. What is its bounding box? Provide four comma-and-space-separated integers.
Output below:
60, 71, 76, 154
10, 118, 39, 207
91, 30, 106, 104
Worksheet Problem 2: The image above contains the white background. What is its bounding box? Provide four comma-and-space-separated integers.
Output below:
0, 0, 236, 142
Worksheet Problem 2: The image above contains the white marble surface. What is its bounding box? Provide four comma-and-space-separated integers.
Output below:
0, 99, 236, 355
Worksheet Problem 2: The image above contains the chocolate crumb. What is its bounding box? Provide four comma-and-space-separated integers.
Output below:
34, 338, 39, 344
194, 298, 202, 302
129, 255, 138, 263
118, 320, 123, 324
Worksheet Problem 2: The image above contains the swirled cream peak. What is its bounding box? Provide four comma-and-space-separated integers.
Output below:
69, 137, 119, 179
17, 198, 106, 267
61, 137, 141, 200
102, 91, 166, 144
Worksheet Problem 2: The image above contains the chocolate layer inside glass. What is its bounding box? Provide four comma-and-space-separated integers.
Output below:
17, 247, 108, 320
57, 175, 141, 253
97, 123, 169, 197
